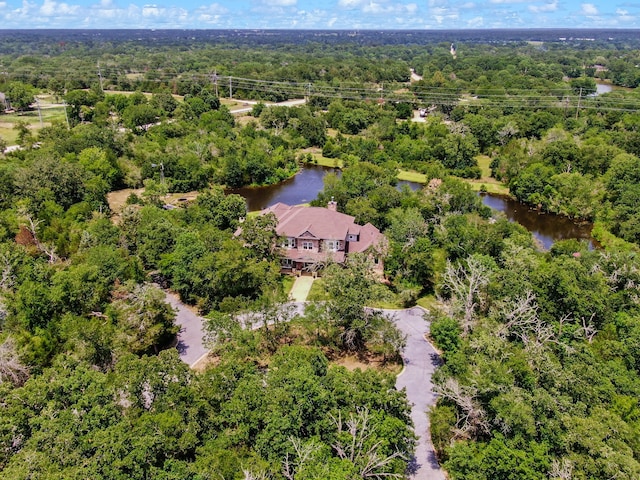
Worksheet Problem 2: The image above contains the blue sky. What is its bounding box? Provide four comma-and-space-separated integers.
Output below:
0, 0, 639, 29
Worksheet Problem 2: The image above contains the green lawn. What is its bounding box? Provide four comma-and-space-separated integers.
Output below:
416, 294, 439, 311
397, 170, 427, 184
307, 278, 330, 301
1, 106, 67, 145
304, 152, 343, 168
476, 154, 492, 178
281, 275, 296, 296
460, 154, 512, 196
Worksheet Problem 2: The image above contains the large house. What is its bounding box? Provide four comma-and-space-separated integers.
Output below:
262, 200, 387, 274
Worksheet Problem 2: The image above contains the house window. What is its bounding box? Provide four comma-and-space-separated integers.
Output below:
282, 237, 296, 249
302, 241, 314, 250
325, 240, 339, 251
281, 258, 293, 268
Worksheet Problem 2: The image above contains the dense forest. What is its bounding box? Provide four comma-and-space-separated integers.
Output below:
1, 30, 640, 479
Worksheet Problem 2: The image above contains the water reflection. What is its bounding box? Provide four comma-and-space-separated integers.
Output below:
225, 165, 598, 250
480, 193, 598, 250
226, 165, 337, 212
228, 166, 423, 212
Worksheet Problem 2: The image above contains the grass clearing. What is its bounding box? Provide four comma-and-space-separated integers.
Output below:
281, 275, 295, 296
332, 353, 402, 374
397, 170, 427, 184
304, 154, 343, 168
416, 294, 439, 311
476, 154, 492, 178
0, 125, 18, 145
466, 181, 511, 195
307, 278, 330, 301
0, 106, 68, 145
454, 154, 512, 196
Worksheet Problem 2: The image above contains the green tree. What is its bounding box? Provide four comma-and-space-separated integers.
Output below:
5, 81, 35, 111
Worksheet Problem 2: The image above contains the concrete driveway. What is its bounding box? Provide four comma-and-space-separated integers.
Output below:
288, 276, 314, 302
164, 291, 208, 367
386, 307, 446, 480
168, 291, 445, 479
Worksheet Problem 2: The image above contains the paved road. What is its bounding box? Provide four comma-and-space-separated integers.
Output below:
164, 291, 208, 367
387, 307, 446, 480
168, 292, 444, 479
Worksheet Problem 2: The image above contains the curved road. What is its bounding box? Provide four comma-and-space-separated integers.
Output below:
168, 294, 445, 479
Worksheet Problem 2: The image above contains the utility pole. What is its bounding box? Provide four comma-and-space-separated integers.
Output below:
306, 82, 311, 102
213, 70, 218, 97
575, 87, 582, 120
97, 62, 104, 92
35, 97, 43, 127
62, 100, 70, 129
229, 76, 233, 100
151, 162, 165, 185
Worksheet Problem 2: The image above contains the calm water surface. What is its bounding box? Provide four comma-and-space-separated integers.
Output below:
226, 165, 337, 211
228, 166, 596, 249
480, 193, 598, 250
228, 165, 423, 211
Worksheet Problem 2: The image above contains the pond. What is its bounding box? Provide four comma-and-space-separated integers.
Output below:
227, 165, 423, 211
595, 81, 613, 95
228, 165, 597, 249
226, 165, 336, 212
480, 193, 598, 250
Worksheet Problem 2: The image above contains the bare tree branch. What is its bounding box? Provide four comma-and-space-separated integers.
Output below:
0, 337, 29, 386
442, 257, 490, 335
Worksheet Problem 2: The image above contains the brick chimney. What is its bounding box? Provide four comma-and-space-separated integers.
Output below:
327, 196, 337, 212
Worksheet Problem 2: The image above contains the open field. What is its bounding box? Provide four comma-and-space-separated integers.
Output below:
397, 170, 427, 183
461, 154, 511, 195
0, 106, 67, 144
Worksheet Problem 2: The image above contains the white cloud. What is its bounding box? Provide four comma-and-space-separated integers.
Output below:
616, 7, 635, 21
262, 0, 297, 6
528, 0, 558, 13
338, 0, 365, 7
467, 15, 483, 26
40, 0, 79, 16
142, 4, 160, 17
581, 3, 598, 15
327, 16, 337, 26
490, 0, 527, 4
338, 0, 419, 15
196, 3, 228, 15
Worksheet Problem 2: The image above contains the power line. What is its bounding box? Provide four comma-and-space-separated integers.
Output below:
4, 68, 640, 112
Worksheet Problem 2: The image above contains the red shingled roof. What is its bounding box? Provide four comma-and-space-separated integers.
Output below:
262, 202, 385, 254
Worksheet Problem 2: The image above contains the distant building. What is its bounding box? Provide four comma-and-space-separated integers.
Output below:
262, 201, 387, 274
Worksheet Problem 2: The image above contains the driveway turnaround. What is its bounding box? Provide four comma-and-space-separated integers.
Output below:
388, 307, 446, 480
169, 293, 445, 479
